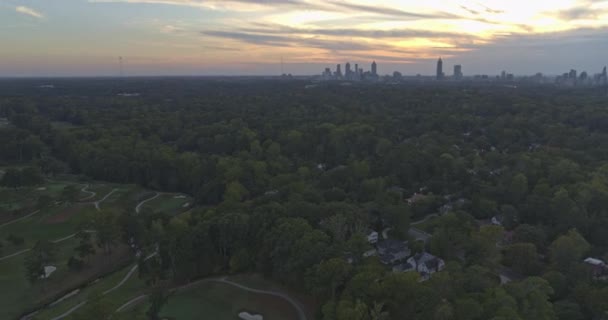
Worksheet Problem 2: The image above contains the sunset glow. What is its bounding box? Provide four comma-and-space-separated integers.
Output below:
1, 0, 607, 76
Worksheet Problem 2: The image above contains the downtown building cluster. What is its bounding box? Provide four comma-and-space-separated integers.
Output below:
315, 58, 607, 88
555, 66, 608, 87
320, 61, 379, 81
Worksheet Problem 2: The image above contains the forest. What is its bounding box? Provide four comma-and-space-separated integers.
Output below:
1, 78, 608, 320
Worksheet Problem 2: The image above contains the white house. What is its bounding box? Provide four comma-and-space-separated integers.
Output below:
367, 231, 379, 244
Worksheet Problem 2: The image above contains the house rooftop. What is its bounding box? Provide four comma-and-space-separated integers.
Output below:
584, 257, 606, 266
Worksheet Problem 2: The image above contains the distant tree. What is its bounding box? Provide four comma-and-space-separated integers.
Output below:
146, 286, 170, 320
20, 167, 44, 186
92, 211, 121, 254
503, 243, 542, 276
61, 185, 80, 203
549, 229, 590, 274
75, 231, 95, 263
24, 240, 55, 289
36, 194, 53, 209
310, 258, 352, 300
0, 168, 21, 188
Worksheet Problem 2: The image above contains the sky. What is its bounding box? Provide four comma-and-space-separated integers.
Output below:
1, 0, 608, 77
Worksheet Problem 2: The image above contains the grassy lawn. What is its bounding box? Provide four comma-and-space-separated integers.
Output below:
0, 241, 132, 320
142, 194, 192, 215
1, 203, 96, 256
160, 280, 300, 320
33, 261, 147, 320
0, 238, 78, 319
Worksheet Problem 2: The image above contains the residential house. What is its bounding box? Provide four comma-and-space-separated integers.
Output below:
367, 231, 379, 244
377, 239, 411, 265
396, 252, 445, 280
584, 257, 607, 278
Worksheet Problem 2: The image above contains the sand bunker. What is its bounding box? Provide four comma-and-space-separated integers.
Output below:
40, 266, 57, 279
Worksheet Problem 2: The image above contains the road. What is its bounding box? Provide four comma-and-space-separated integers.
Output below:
408, 227, 432, 243
0, 210, 40, 229
411, 213, 439, 226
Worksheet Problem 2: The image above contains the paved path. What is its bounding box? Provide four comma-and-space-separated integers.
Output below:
94, 189, 118, 211
102, 252, 157, 295
49, 301, 87, 320
47, 252, 158, 319
0, 248, 32, 261
0, 231, 94, 262
79, 184, 96, 201
408, 227, 432, 243
217, 279, 307, 320
135, 192, 159, 214
411, 213, 439, 226
0, 210, 40, 228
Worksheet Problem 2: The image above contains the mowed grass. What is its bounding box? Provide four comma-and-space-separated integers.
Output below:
159, 280, 300, 320
33, 262, 147, 320
0, 242, 132, 320
0, 238, 79, 319
0, 203, 95, 256
141, 194, 192, 216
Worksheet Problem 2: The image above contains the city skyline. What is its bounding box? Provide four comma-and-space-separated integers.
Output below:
1, 0, 608, 76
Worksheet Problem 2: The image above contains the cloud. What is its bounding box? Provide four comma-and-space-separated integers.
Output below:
15, 6, 44, 19
554, 6, 605, 20
325, 1, 458, 20
89, 0, 326, 11
239, 23, 471, 40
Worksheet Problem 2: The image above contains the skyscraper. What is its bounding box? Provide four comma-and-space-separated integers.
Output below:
371, 61, 377, 76
336, 64, 342, 78
345, 62, 352, 78
436, 58, 443, 80
454, 65, 463, 79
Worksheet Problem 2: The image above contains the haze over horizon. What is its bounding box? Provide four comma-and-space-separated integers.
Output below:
1, 0, 608, 77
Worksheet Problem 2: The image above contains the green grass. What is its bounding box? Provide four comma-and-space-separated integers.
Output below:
33, 262, 147, 320
1, 203, 95, 255
142, 194, 192, 215
160, 280, 300, 320
0, 238, 79, 319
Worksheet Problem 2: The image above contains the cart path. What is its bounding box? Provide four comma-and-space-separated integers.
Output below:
79, 184, 96, 201
102, 252, 157, 295
49, 301, 87, 320
116, 277, 308, 320
135, 192, 159, 214
0, 210, 40, 228
94, 189, 118, 211
0, 231, 94, 261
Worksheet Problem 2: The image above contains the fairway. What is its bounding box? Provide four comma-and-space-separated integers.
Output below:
160, 280, 300, 320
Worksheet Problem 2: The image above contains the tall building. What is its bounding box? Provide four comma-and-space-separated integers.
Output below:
345, 62, 351, 78
569, 69, 577, 79
371, 61, 377, 76
336, 64, 342, 78
603, 66, 607, 84
453, 65, 463, 79
436, 58, 444, 80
